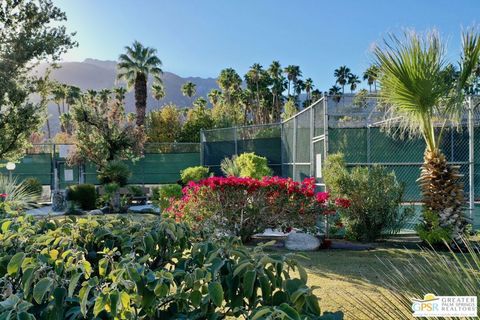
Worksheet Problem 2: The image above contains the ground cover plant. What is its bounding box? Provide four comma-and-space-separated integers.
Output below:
168, 176, 350, 242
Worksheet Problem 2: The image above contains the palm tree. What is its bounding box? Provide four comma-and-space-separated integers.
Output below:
217, 68, 242, 105
66, 86, 81, 112
208, 89, 222, 106
35, 72, 54, 139
52, 84, 66, 116
99, 89, 112, 103
334, 65, 351, 94
304, 78, 314, 106
268, 61, 286, 122
328, 85, 342, 104
311, 89, 322, 103
181, 81, 196, 99
151, 82, 165, 107
363, 65, 379, 92
293, 79, 305, 101
374, 30, 480, 241
113, 87, 127, 103
117, 40, 163, 126
347, 74, 361, 93
284, 65, 302, 96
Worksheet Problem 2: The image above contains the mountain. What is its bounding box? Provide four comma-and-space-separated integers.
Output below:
34, 59, 219, 134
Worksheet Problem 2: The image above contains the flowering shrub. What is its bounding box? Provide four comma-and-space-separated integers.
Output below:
167, 176, 349, 242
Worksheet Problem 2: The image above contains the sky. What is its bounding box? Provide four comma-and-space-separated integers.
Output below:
54, 0, 480, 91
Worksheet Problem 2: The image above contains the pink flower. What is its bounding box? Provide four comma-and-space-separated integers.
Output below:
315, 192, 329, 203
0, 193, 7, 198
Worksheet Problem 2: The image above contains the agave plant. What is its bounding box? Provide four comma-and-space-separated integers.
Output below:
374, 29, 480, 241
0, 175, 40, 210
220, 156, 241, 177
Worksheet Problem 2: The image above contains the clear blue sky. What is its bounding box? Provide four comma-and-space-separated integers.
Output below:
54, 0, 480, 91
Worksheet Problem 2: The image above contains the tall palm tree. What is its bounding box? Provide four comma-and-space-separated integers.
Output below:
294, 79, 305, 100
113, 87, 127, 103
208, 89, 222, 106
362, 65, 379, 92
117, 40, 163, 126
347, 74, 361, 93
35, 72, 54, 139
217, 68, 242, 105
334, 65, 351, 94
304, 78, 314, 106
268, 61, 286, 123
66, 86, 81, 112
328, 85, 342, 104
151, 82, 165, 107
99, 89, 112, 104
52, 84, 66, 116
374, 30, 480, 241
284, 65, 302, 96
181, 81, 196, 99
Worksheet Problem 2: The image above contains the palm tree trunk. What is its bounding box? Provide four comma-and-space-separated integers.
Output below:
46, 119, 51, 139
420, 149, 466, 240
135, 73, 147, 126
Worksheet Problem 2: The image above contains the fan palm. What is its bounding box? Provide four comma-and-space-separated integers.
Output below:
374, 30, 480, 241
207, 89, 222, 106
347, 74, 361, 93
334, 65, 351, 94
328, 85, 342, 104
304, 78, 314, 106
284, 65, 302, 96
117, 41, 163, 126
181, 82, 196, 99
151, 82, 165, 107
363, 65, 379, 92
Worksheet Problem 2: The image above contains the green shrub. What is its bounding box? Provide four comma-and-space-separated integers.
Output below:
66, 184, 97, 210
0, 211, 337, 319
97, 160, 131, 186
127, 185, 144, 196
323, 153, 412, 242
416, 209, 453, 245
180, 166, 209, 184
220, 156, 240, 177
234, 152, 272, 179
22, 177, 43, 198
152, 184, 182, 210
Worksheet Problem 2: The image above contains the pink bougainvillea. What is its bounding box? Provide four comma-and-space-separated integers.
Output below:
166, 176, 349, 242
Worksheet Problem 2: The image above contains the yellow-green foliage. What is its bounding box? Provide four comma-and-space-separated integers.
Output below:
234, 153, 272, 179
180, 166, 210, 184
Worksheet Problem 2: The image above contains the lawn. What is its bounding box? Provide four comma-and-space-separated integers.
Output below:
296, 247, 421, 319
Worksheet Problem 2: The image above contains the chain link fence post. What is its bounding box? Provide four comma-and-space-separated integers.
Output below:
468, 96, 475, 219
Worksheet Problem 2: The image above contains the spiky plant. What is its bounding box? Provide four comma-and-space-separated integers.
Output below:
0, 175, 39, 211
334, 237, 480, 320
220, 156, 240, 177
374, 30, 480, 242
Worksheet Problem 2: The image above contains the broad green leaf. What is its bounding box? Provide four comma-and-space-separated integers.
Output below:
21, 268, 35, 296
305, 295, 321, 315
33, 277, 54, 304
79, 285, 92, 316
98, 258, 108, 277
154, 283, 168, 298
93, 293, 107, 316
233, 262, 251, 277
243, 270, 256, 298
208, 282, 223, 307
68, 273, 82, 297
190, 290, 202, 307
1, 221, 11, 233
7, 253, 25, 276
251, 307, 272, 320
278, 303, 301, 320
109, 290, 120, 315
120, 291, 130, 309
